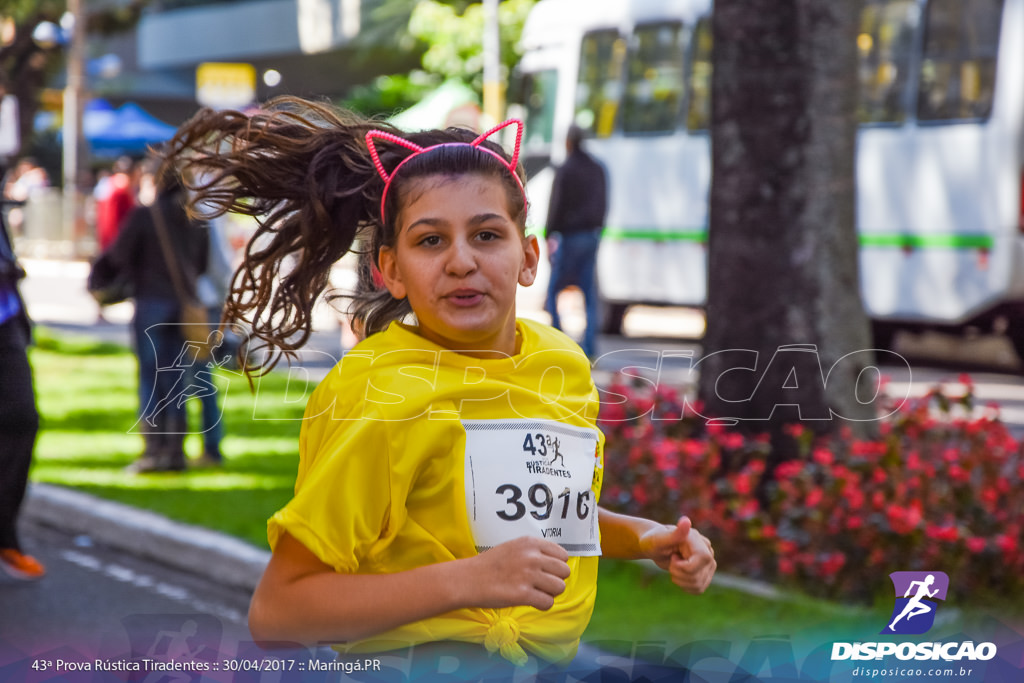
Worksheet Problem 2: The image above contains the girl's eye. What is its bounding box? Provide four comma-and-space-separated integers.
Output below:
418, 235, 442, 247
477, 230, 500, 241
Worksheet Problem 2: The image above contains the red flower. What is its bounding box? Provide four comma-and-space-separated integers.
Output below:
926, 524, 958, 543
722, 432, 745, 450
820, 552, 847, 578
599, 400, 627, 423
966, 537, 986, 554
948, 465, 970, 483
775, 461, 803, 480
736, 499, 758, 520
905, 451, 922, 471
683, 439, 706, 461
996, 534, 1018, 556
631, 484, 648, 506
779, 557, 796, 575
886, 501, 923, 534
812, 448, 834, 466
653, 439, 678, 472
705, 421, 725, 437
805, 487, 824, 508
784, 423, 806, 438
733, 473, 753, 496
853, 440, 887, 457
761, 524, 777, 539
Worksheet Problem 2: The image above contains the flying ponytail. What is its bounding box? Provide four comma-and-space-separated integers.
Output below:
162, 97, 396, 375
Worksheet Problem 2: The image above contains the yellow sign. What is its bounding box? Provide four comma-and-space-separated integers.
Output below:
196, 63, 257, 109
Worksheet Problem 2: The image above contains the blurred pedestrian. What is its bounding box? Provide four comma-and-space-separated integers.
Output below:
95, 156, 136, 251
2, 157, 50, 237
544, 124, 608, 359
188, 213, 235, 467
104, 164, 209, 473
0, 164, 44, 580
94, 157, 138, 325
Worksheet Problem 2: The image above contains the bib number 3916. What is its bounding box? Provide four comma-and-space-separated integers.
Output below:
463, 419, 601, 556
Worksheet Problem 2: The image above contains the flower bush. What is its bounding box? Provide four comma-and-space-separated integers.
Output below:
598, 375, 1024, 604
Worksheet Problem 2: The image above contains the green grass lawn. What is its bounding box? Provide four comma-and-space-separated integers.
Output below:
22, 328, 920, 647
29, 328, 305, 548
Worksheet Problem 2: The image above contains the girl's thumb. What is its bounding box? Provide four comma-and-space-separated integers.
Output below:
672, 516, 693, 545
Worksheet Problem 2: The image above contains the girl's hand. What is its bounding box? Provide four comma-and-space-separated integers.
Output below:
639, 516, 716, 594
459, 536, 571, 611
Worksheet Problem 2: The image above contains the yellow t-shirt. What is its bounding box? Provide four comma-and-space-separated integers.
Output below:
267, 318, 605, 665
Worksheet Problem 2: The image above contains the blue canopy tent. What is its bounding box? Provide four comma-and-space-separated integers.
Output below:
82, 100, 178, 157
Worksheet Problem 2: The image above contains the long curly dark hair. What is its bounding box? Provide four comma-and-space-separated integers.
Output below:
160, 97, 527, 376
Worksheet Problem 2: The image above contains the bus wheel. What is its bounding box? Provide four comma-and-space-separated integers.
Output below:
871, 321, 898, 351
1006, 320, 1024, 366
601, 302, 628, 336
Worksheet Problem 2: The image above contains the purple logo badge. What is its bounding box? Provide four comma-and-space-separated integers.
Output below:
882, 571, 950, 635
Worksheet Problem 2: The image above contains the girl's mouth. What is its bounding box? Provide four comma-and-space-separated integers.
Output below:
447, 290, 485, 306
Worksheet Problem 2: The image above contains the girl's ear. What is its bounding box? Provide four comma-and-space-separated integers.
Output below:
518, 234, 540, 287
377, 246, 408, 300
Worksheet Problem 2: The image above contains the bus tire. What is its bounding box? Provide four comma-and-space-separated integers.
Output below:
1006, 319, 1024, 366
871, 321, 898, 351
601, 302, 628, 336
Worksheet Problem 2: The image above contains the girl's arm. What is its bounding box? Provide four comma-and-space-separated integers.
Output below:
248, 532, 571, 645
598, 507, 716, 594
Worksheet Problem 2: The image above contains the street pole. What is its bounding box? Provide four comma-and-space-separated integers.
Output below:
63, 0, 86, 256
482, 0, 502, 126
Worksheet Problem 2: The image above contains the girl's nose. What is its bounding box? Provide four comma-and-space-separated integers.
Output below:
445, 238, 478, 276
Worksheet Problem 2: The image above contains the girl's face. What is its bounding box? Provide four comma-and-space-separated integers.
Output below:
378, 173, 539, 357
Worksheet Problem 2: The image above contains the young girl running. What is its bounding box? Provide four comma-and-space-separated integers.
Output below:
163, 99, 716, 677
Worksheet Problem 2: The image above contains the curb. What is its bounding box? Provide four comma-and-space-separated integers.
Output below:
23, 482, 269, 592
23, 483, 786, 604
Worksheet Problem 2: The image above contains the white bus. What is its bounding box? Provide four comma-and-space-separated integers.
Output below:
513, 0, 1024, 356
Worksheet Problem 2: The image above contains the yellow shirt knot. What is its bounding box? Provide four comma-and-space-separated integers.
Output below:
483, 616, 528, 666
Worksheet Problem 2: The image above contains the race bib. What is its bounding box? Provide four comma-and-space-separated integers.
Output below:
463, 419, 601, 556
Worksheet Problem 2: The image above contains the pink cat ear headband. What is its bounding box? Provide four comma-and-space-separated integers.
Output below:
364, 118, 526, 225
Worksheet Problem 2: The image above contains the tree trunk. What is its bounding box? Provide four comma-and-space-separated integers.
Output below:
698, 0, 876, 443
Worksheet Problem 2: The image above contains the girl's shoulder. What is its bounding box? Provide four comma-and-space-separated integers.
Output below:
307, 322, 440, 418
517, 318, 590, 365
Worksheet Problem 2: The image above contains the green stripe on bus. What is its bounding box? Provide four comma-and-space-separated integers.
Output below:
859, 234, 995, 249
602, 228, 707, 242
536, 227, 996, 249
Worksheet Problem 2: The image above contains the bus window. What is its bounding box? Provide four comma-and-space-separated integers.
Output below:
686, 17, 712, 132
917, 0, 1003, 121
857, 0, 918, 123
520, 69, 559, 147
622, 22, 685, 135
575, 29, 627, 138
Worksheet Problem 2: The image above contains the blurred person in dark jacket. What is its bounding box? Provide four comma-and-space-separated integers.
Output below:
105, 165, 209, 473
0, 164, 45, 580
544, 125, 608, 359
